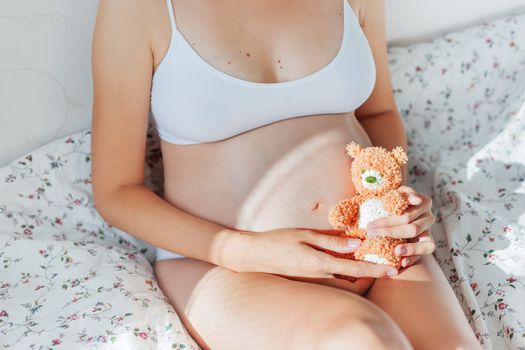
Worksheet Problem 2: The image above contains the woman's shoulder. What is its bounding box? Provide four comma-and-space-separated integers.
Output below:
347, 0, 385, 27
93, 0, 161, 49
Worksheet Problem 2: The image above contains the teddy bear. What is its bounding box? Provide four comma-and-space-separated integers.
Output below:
325, 141, 410, 271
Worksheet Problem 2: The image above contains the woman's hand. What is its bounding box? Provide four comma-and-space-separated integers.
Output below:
225, 227, 400, 279
366, 185, 437, 268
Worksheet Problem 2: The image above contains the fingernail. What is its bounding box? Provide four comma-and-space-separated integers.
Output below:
347, 239, 361, 249
387, 269, 398, 277
409, 194, 422, 203
395, 246, 407, 256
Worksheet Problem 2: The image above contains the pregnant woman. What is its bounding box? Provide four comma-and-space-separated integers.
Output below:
91, 0, 480, 348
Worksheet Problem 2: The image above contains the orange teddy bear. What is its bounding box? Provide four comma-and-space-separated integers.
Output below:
327, 141, 410, 271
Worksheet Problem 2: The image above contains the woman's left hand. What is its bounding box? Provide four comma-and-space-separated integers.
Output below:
365, 185, 436, 268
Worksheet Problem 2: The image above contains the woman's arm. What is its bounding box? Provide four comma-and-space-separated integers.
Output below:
352, 0, 408, 183
359, 113, 408, 182
91, 0, 245, 268
351, 0, 436, 268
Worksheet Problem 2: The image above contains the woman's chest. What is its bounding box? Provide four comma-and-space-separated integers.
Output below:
152, 0, 361, 85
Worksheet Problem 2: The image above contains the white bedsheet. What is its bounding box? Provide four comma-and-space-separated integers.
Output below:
1, 11, 524, 350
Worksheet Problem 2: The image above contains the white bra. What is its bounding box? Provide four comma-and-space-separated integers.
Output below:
149, 0, 376, 145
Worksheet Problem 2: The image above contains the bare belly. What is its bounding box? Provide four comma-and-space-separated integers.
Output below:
160, 112, 372, 232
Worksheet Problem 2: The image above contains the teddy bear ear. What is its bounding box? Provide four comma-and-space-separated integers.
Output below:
391, 146, 408, 165
345, 142, 363, 158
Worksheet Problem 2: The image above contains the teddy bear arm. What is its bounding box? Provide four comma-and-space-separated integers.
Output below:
383, 190, 410, 216
328, 196, 363, 230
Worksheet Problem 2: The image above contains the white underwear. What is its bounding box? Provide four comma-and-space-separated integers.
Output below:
156, 247, 186, 261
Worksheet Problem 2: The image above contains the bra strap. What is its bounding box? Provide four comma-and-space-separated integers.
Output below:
165, 0, 177, 30
343, 0, 358, 28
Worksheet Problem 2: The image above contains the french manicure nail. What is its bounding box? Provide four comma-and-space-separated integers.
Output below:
387, 269, 398, 277
396, 247, 407, 256
410, 194, 421, 202
347, 239, 360, 249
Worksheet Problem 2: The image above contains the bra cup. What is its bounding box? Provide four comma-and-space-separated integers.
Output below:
150, 0, 376, 145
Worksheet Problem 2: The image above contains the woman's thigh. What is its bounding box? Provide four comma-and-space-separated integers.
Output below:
154, 258, 412, 350
365, 254, 482, 350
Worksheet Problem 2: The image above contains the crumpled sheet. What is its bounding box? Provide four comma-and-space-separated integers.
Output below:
389, 12, 525, 349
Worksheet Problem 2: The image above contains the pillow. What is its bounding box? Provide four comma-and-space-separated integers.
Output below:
0, 122, 200, 349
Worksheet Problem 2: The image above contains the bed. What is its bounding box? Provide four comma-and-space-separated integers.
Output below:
1, 2, 524, 349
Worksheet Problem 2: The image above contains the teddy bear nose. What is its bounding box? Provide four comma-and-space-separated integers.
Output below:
365, 176, 377, 184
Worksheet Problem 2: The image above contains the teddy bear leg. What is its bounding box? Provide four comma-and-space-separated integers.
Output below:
354, 237, 407, 269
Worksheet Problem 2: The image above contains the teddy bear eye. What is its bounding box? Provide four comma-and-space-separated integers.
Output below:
379, 173, 383, 177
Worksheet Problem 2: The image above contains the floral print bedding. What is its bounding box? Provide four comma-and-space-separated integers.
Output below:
1, 11, 524, 350
0, 126, 200, 349
389, 12, 525, 350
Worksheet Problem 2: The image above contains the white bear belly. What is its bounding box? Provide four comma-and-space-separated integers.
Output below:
358, 198, 390, 229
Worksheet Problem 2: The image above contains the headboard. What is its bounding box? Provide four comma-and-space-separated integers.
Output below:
1, 0, 525, 166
